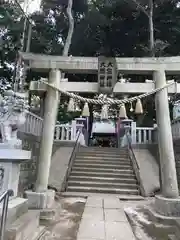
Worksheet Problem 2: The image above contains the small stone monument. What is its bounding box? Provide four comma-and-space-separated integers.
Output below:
0, 88, 31, 224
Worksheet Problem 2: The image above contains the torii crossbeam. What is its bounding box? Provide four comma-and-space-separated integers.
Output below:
20, 52, 180, 94
20, 52, 180, 74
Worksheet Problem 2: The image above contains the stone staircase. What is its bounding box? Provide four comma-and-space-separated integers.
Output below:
6, 210, 45, 240
66, 147, 140, 195
3, 198, 46, 240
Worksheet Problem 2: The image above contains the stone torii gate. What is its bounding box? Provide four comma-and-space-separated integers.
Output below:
21, 52, 180, 216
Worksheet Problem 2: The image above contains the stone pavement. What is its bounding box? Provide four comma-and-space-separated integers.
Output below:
77, 196, 136, 240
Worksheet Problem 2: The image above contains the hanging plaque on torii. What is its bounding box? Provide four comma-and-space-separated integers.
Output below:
98, 56, 117, 94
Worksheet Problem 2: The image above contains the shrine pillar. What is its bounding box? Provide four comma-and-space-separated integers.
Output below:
154, 69, 179, 198
25, 69, 60, 210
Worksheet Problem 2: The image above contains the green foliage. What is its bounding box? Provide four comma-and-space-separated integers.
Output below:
0, 2, 24, 81
57, 105, 81, 123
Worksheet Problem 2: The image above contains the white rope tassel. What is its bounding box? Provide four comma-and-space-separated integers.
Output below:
130, 102, 134, 112
135, 99, 143, 114
67, 98, 75, 112
75, 103, 81, 112
101, 104, 109, 119
82, 102, 90, 117
119, 104, 127, 118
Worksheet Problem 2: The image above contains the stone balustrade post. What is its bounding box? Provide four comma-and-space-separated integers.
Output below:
71, 120, 77, 141
131, 121, 136, 145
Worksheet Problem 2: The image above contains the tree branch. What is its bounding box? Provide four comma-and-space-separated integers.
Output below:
148, 0, 154, 56
91, 0, 100, 11
62, 0, 74, 56
129, 0, 149, 17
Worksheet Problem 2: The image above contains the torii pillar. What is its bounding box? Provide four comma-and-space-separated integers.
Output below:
154, 69, 180, 217
25, 69, 60, 210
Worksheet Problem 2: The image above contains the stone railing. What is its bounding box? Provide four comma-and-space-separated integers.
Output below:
54, 121, 84, 141
20, 111, 43, 136
135, 127, 154, 144
20, 112, 84, 142
22, 113, 158, 145
130, 122, 154, 144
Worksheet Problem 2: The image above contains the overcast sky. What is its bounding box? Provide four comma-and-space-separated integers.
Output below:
21, 0, 41, 14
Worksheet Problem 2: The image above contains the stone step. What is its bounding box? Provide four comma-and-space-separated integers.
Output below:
75, 156, 128, 161
76, 154, 129, 161
71, 170, 135, 178
73, 163, 132, 170
74, 159, 130, 164
6, 210, 40, 240
69, 175, 137, 183
78, 153, 128, 157
61, 191, 144, 200
78, 148, 126, 152
77, 152, 127, 157
81, 149, 126, 152
67, 186, 139, 195
32, 226, 46, 240
80, 147, 127, 152
168, 235, 176, 240
68, 180, 138, 189
74, 159, 131, 165
72, 166, 134, 173
5, 198, 29, 226
80, 146, 122, 150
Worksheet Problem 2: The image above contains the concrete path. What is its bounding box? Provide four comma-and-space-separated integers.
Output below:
77, 196, 136, 240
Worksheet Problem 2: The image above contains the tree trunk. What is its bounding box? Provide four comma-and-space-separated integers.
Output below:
26, 23, 32, 53
63, 0, 74, 57
149, 0, 154, 57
